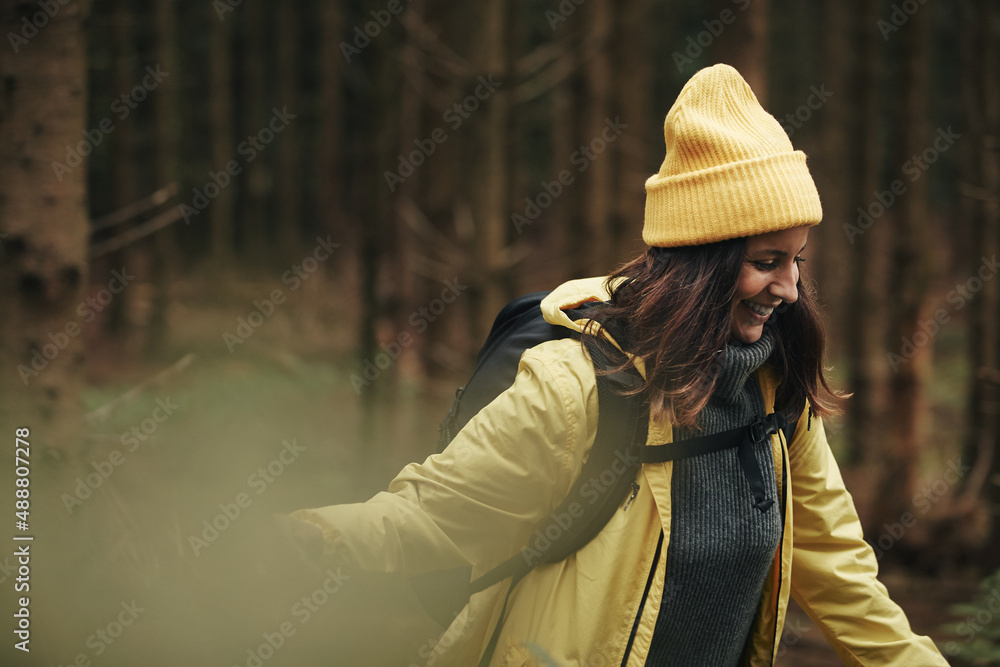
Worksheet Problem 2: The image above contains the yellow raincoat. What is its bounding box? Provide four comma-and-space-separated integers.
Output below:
293, 277, 947, 666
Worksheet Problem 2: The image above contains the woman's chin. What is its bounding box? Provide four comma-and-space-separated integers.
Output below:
731, 323, 764, 344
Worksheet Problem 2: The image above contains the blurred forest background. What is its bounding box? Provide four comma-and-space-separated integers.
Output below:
0, 0, 999, 665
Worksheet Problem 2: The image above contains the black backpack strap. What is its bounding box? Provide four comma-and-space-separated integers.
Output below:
438, 293, 601, 449
472, 338, 646, 666
781, 417, 795, 447
417, 294, 610, 629
779, 403, 811, 447
638, 427, 744, 462
475, 568, 526, 667
469, 344, 646, 596
640, 411, 788, 513
738, 415, 780, 512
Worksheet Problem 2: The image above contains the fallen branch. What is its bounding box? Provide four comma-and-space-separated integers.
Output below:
90, 183, 180, 233
978, 366, 1000, 385
88, 205, 185, 259
85, 353, 197, 424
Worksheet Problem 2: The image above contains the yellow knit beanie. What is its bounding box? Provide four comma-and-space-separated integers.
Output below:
643, 64, 822, 247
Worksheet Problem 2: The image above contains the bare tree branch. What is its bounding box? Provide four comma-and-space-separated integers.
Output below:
90, 183, 180, 233
89, 206, 185, 259
85, 353, 197, 424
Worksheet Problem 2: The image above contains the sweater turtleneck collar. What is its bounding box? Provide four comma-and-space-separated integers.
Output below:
710, 328, 775, 405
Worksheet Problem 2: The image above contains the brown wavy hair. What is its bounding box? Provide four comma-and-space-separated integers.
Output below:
582, 238, 845, 430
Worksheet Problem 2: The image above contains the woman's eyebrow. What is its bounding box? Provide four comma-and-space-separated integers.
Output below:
752, 243, 808, 257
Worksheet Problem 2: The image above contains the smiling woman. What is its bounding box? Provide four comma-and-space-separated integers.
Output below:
289, 64, 949, 667
731, 227, 808, 344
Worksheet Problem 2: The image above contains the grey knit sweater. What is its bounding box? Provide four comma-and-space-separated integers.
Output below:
644, 330, 782, 666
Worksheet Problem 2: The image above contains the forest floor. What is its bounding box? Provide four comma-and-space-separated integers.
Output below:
1, 270, 989, 666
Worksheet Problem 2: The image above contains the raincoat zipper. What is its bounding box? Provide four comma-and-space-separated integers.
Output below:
620, 530, 663, 666
623, 481, 640, 511
767, 430, 792, 664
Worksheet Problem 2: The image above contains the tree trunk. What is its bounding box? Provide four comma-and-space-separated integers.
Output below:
614, 0, 652, 263
960, 0, 1000, 560
103, 0, 136, 337
276, 7, 301, 261
813, 0, 853, 365
0, 0, 92, 459
714, 0, 769, 106
354, 4, 399, 485
147, 0, 179, 356
239, 0, 268, 261
208, 5, 235, 265
549, 76, 574, 276
844, 0, 889, 496
877, 0, 934, 522
468, 0, 511, 339
317, 1, 342, 245
109, 0, 137, 208
394, 0, 427, 374
556, 66, 585, 279
583, 0, 613, 272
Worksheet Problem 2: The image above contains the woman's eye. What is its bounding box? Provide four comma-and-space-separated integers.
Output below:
751, 257, 805, 270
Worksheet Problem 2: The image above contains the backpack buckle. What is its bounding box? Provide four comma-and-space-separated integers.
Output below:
747, 412, 787, 445
747, 416, 767, 444
740, 416, 775, 513
762, 411, 787, 437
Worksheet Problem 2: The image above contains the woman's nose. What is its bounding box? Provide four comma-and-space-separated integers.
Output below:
771, 263, 799, 304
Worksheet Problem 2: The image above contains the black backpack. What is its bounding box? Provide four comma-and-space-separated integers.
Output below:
410, 291, 795, 663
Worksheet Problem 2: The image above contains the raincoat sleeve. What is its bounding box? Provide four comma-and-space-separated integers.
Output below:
787, 408, 948, 666
290, 340, 596, 578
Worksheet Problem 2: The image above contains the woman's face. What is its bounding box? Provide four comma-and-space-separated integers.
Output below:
730, 226, 810, 344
